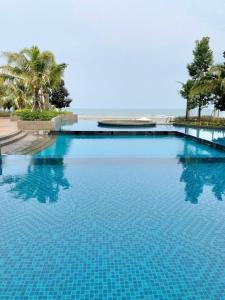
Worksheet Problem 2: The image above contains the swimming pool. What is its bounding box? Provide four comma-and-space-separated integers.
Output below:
60, 120, 225, 147
36, 135, 225, 158
0, 135, 225, 299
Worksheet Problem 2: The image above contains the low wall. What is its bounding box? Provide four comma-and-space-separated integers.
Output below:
50, 130, 181, 136
18, 119, 56, 131
10, 115, 20, 121
60, 114, 77, 122
17, 114, 77, 131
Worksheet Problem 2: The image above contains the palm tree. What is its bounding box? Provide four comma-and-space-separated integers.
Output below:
190, 66, 225, 117
0, 77, 28, 110
0, 46, 67, 111
0, 78, 10, 110
0, 77, 6, 101
190, 52, 225, 117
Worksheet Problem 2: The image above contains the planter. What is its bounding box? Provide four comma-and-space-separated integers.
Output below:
18, 118, 56, 131
10, 115, 20, 121
17, 114, 78, 131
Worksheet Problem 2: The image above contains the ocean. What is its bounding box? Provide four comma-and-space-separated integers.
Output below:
70, 108, 186, 118
70, 108, 215, 118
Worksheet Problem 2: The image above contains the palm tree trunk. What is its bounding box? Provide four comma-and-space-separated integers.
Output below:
198, 104, 201, 120
213, 106, 216, 119
32, 89, 41, 111
43, 93, 50, 110
185, 101, 190, 120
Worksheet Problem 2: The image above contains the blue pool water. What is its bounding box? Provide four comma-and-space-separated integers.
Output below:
36, 135, 225, 158
60, 120, 225, 147
60, 120, 176, 132
1, 135, 225, 299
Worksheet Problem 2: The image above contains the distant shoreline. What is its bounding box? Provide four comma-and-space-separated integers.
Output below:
72, 108, 218, 121
78, 114, 174, 120
71, 108, 214, 119
78, 115, 175, 125
71, 108, 185, 119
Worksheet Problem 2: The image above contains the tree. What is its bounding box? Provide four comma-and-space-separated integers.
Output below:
0, 78, 12, 110
0, 46, 67, 111
0, 77, 28, 110
190, 52, 225, 116
187, 37, 213, 119
0, 78, 6, 107
179, 80, 195, 120
2, 97, 13, 111
50, 80, 72, 109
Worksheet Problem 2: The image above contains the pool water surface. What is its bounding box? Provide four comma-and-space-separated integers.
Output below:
36, 135, 225, 158
60, 120, 225, 147
0, 135, 225, 299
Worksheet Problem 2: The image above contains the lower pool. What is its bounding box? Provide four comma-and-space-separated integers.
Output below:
0, 136, 225, 299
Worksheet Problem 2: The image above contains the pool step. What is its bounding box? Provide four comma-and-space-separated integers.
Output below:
0, 131, 28, 147
0, 130, 22, 141
21, 136, 55, 155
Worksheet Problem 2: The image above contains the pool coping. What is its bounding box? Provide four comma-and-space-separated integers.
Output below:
50, 130, 225, 153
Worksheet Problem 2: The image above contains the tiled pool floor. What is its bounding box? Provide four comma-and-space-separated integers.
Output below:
0, 135, 225, 299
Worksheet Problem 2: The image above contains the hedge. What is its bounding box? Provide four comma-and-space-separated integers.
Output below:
14, 109, 65, 121
174, 116, 225, 127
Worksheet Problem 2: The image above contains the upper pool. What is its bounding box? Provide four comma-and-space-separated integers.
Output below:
60, 120, 225, 147
60, 120, 176, 132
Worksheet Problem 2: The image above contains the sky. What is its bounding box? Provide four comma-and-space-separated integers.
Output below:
0, 0, 225, 109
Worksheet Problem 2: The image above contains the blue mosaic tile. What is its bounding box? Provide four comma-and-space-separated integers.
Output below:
0, 156, 225, 299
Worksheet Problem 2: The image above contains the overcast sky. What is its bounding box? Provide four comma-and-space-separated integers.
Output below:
0, 0, 224, 109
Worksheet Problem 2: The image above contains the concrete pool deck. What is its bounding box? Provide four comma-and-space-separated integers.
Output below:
0, 118, 18, 137
0, 118, 55, 154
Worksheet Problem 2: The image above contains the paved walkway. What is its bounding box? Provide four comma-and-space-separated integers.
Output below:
0, 118, 18, 137
1, 134, 54, 154
0, 118, 55, 155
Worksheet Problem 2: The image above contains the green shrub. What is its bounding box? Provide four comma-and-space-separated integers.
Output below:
15, 109, 60, 121
174, 116, 225, 127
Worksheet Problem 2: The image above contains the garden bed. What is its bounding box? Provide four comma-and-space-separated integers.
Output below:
16, 112, 77, 131
173, 116, 225, 129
